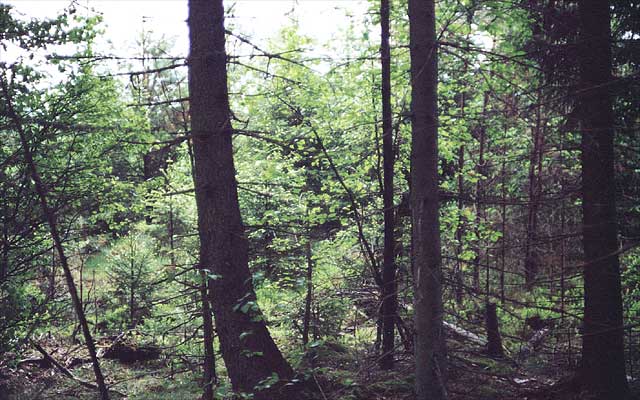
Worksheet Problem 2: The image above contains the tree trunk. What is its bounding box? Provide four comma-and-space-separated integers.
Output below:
200, 271, 217, 400
380, 0, 397, 371
500, 130, 507, 305
577, 0, 629, 398
473, 94, 488, 293
485, 302, 504, 358
129, 243, 135, 329
408, 0, 447, 398
302, 237, 313, 346
187, 1, 295, 398
181, 68, 218, 400
454, 144, 465, 304
1, 79, 110, 400
0, 223, 7, 285
524, 93, 543, 289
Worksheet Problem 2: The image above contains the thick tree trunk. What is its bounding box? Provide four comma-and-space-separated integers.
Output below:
181, 75, 218, 400
380, 0, 397, 371
187, 1, 295, 398
1, 79, 110, 400
577, 0, 629, 398
408, 0, 447, 398
485, 302, 504, 358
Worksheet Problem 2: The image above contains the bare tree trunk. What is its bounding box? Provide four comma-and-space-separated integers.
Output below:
454, 144, 465, 304
167, 178, 176, 267
524, 95, 543, 289
577, 0, 629, 397
129, 242, 135, 329
0, 224, 7, 286
500, 123, 508, 304
1, 78, 110, 400
473, 94, 488, 293
485, 302, 504, 358
181, 70, 218, 400
408, 0, 447, 398
380, 0, 397, 371
187, 1, 295, 398
200, 271, 217, 400
302, 237, 313, 346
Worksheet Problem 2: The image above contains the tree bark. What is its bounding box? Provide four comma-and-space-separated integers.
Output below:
408, 0, 447, 398
473, 94, 488, 293
577, 0, 629, 398
187, 1, 295, 398
380, 0, 397, 371
485, 302, 504, 358
1, 78, 110, 400
200, 271, 217, 400
180, 64, 218, 400
302, 237, 313, 346
524, 92, 543, 289
454, 144, 465, 304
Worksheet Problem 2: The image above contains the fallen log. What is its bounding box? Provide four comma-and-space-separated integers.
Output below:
31, 341, 125, 397
17, 357, 52, 369
32, 341, 103, 391
443, 321, 487, 347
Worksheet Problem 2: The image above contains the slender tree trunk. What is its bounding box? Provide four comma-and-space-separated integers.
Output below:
302, 237, 313, 346
380, 0, 397, 371
524, 96, 543, 289
200, 271, 217, 400
500, 124, 507, 305
130, 242, 135, 329
577, 0, 628, 398
49, 247, 56, 300
0, 223, 7, 285
93, 269, 98, 334
408, 0, 447, 398
187, 1, 295, 397
1, 79, 110, 400
473, 94, 488, 293
454, 144, 465, 304
167, 177, 176, 266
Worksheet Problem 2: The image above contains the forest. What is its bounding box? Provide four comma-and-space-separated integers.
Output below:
0, 0, 639, 399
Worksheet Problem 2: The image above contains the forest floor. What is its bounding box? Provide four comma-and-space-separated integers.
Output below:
4, 333, 634, 400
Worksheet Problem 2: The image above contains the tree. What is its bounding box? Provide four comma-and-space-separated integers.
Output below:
0, 7, 120, 398
106, 233, 157, 329
408, 0, 447, 399
1, 76, 111, 400
577, 0, 629, 398
379, 0, 397, 371
187, 0, 295, 398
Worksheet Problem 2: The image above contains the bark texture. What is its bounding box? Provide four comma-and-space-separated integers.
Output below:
485, 302, 504, 358
408, 0, 447, 398
380, 0, 397, 371
200, 272, 216, 400
577, 0, 629, 398
187, 1, 294, 397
